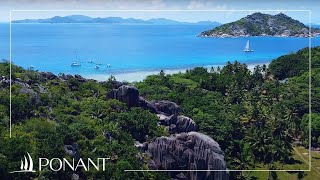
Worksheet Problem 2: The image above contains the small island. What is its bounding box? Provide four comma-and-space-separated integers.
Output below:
198, 12, 320, 38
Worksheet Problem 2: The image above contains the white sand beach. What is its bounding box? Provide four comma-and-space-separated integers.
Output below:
83, 62, 269, 82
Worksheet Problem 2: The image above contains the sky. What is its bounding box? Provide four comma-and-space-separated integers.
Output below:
0, 0, 319, 24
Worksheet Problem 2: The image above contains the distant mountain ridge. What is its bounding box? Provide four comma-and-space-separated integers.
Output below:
12, 15, 221, 25
199, 12, 320, 38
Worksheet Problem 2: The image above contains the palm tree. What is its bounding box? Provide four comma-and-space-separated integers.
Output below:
246, 127, 271, 164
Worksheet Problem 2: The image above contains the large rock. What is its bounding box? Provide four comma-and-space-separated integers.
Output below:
35, 83, 47, 93
40, 72, 57, 80
19, 87, 37, 98
147, 132, 228, 180
14, 80, 31, 89
174, 115, 197, 133
18, 81, 39, 102
107, 85, 158, 113
107, 80, 129, 89
139, 97, 157, 113
157, 114, 197, 133
107, 85, 140, 107
157, 114, 175, 126
107, 86, 183, 115
152, 100, 182, 115
59, 74, 74, 81
0, 76, 10, 87
74, 74, 87, 83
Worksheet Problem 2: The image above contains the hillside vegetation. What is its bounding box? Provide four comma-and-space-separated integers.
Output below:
199, 12, 320, 38
0, 46, 320, 179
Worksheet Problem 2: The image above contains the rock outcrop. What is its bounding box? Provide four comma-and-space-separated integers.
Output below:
152, 100, 182, 115
174, 115, 197, 133
74, 74, 87, 82
107, 85, 228, 180
59, 74, 74, 81
0, 76, 10, 87
139, 97, 157, 113
147, 132, 228, 180
107, 86, 183, 115
107, 85, 140, 107
40, 72, 57, 80
157, 114, 175, 125
107, 85, 157, 113
107, 80, 129, 89
157, 114, 197, 133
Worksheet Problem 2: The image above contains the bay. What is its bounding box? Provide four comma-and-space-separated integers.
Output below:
0, 23, 319, 81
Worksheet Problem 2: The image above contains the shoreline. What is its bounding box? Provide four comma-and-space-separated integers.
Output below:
83, 62, 269, 82
198, 34, 320, 38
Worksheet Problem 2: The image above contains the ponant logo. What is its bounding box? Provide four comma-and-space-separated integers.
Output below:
9, 152, 111, 173
10, 152, 36, 173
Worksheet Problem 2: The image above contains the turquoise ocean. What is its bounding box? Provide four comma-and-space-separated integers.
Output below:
0, 23, 319, 81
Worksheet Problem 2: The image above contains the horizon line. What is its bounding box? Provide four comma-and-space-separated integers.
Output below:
6, 10, 314, 24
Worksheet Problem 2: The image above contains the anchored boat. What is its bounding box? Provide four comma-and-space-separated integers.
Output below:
244, 40, 254, 52
71, 62, 81, 66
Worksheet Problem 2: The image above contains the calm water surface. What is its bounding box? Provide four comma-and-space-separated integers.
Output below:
0, 23, 319, 80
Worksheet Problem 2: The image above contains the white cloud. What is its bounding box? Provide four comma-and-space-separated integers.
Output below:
187, 1, 206, 9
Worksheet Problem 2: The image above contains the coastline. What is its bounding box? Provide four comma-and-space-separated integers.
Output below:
83, 62, 269, 82
197, 33, 320, 38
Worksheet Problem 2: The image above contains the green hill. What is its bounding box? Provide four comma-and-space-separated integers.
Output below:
199, 12, 320, 38
1, 46, 320, 179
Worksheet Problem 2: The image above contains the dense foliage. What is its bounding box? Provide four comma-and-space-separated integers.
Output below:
0, 61, 168, 179
0, 46, 319, 179
269, 46, 320, 79
135, 47, 319, 178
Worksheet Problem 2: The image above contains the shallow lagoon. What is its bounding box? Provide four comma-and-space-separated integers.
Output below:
0, 23, 319, 81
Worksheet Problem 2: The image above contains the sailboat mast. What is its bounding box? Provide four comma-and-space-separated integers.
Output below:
244, 40, 253, 52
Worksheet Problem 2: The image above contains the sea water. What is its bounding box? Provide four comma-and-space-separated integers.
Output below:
0, 23, 319, 81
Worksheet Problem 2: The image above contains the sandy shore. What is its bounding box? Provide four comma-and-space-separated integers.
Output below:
83, 62, 269, 82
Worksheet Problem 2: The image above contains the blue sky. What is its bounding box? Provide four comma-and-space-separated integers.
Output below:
0, 0, 319, 24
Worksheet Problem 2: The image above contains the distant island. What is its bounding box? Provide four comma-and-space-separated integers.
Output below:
198, 12, 320, 38
12, 15, 221, 25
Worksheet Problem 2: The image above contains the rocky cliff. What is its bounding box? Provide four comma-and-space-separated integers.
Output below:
107, 84, 228, 180
147, 132, 228, 180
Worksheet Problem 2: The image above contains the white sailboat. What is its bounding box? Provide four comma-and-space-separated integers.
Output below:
244, 40, 254, 52
71, 50, 81, 66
